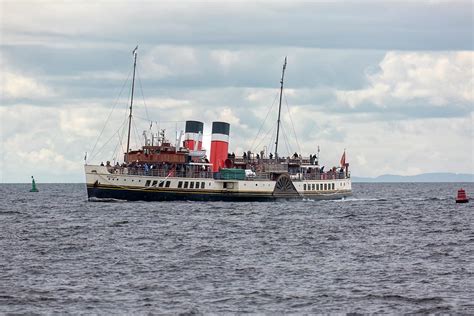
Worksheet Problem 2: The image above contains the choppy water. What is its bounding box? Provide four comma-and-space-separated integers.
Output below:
0, 183, 473, 314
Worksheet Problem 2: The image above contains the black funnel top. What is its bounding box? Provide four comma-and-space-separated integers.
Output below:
185, 121, 204, 133
212, 121, 230, 135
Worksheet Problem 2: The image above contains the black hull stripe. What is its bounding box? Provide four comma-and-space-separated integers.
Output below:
87, 187, 352, 202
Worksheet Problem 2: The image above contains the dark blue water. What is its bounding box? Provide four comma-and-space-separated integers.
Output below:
0, 183, 473, 313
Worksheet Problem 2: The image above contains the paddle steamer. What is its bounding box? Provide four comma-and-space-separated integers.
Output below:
85, 49, 352, 201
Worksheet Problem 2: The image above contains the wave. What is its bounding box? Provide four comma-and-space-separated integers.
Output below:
364, 294, 444, 304
88, 197, 128, 203
337, 197, 387, 202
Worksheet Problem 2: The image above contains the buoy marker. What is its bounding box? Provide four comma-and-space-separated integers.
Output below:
30, 176, 39, 192
455, 188, 468, 203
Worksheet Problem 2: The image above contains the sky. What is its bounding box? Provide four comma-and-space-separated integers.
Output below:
0, 0, 473, 183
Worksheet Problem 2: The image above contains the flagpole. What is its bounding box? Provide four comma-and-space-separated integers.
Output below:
125, 46, 138, 163
274, 57, 287, 161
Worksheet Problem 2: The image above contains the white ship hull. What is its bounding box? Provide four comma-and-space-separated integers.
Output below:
85, 165, 352, 201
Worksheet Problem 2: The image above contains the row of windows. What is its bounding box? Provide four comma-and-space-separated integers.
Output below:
108, 177, 207, 190
145, 180, 171, 188
304, 183, 335, 191
178, 181, 205, 189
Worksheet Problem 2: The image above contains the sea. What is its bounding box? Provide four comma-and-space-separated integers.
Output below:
0, 183, 472, 314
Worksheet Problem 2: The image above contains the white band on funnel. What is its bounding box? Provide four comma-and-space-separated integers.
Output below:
211, 133, 229, 142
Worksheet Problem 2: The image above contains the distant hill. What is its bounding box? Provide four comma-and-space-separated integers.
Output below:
352, 173, 474, 183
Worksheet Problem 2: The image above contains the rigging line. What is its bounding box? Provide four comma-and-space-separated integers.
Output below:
249, 91, 280, 151
89, 67, 133, 158
252, 123, 276, 154
113, 113, 130, 162
89, 119, 128, 162
283, 91, 302, 155
117, 114, 130, 160
136, 68, 151, 123
267, 127, 277, 156
132, 117, 142, 150
280, 123, 293, 157
111, 136, 121, 162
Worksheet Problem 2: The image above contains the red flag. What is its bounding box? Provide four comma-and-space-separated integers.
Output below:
340, 151, 346, 167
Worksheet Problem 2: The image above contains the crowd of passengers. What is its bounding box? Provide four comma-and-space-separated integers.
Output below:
99, 156, 347, 179
229, 151, 319, 165
100, 160, 211, 176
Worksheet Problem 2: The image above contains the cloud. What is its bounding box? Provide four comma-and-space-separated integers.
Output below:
2, 71, 53, 100
1, 1, 472, 182
336, 51, 473, 112
210, 50, 241, 70
2, 1, 472, 50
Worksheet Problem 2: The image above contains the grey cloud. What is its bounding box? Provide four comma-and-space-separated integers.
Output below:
3, 1, 472, 51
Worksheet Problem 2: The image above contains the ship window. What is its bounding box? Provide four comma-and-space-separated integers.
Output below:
312, 184, 315, 190
145, 180, 151, 186
178, 181, 183, 188
152, 180, 157, 186
190, 182, 194, 189
184, 182, 188, 188
332, 183, 335, 190
224, 182, 234, 189
324, 183, 327, 190
304, 184, 306, 190
201, 182, 205, 189
165, 181, 171, 188
158, 181, 164, 188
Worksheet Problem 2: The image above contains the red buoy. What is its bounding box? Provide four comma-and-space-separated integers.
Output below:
456, 188, 469, 203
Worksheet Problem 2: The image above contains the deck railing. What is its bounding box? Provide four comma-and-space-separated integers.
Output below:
105, 166, 349, 181
108, 167, 214, 179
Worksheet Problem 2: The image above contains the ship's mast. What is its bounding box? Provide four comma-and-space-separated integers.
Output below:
274, 56, 287, 160
125, 46, 138, 163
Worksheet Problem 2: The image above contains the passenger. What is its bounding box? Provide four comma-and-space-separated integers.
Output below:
269, 153, 273, 159
100, 162, 104, 166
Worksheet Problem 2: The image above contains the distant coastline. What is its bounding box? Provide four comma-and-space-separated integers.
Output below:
352, 172, 474, 183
